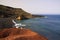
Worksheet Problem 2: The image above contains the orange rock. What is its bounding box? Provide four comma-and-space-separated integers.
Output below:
16, 16, 21, 20
0, 28, 48, 40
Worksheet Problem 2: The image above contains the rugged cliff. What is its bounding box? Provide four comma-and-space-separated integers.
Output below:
0, 28, 48, 40
0, 5, 32, 20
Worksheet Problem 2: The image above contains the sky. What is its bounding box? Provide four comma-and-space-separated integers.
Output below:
0, 0, 60, 14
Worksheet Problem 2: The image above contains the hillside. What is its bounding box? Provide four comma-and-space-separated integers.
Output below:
0, 5, 32, 20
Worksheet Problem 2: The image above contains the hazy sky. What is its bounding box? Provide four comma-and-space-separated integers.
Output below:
0, 0, 60, 14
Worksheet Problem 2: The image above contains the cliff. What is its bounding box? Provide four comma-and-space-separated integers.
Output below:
0, 28, 48, 40
0, 5, 32, 20
0, 5, 45, 20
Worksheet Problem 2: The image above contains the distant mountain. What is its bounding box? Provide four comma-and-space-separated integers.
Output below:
32, 15, 45, 18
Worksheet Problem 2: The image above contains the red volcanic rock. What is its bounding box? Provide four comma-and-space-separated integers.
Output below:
0, 28, 48, 40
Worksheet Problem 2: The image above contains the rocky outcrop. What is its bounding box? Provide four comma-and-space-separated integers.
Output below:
0, 28, 48, 40
0, 5, 32, 20
0, 18, 14, 29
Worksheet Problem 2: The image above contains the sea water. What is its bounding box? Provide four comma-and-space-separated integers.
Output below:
16, 15, 60, 40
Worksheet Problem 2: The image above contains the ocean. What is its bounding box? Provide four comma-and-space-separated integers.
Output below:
16, 15, 60, 40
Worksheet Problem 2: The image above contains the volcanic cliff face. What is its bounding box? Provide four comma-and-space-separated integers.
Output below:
0, 28, 48, 40
0, 5, 32, 20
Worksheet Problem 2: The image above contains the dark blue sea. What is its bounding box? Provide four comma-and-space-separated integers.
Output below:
16, 15, 60, 40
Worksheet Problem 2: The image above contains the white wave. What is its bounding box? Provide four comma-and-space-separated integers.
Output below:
12, 20, 26, 28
